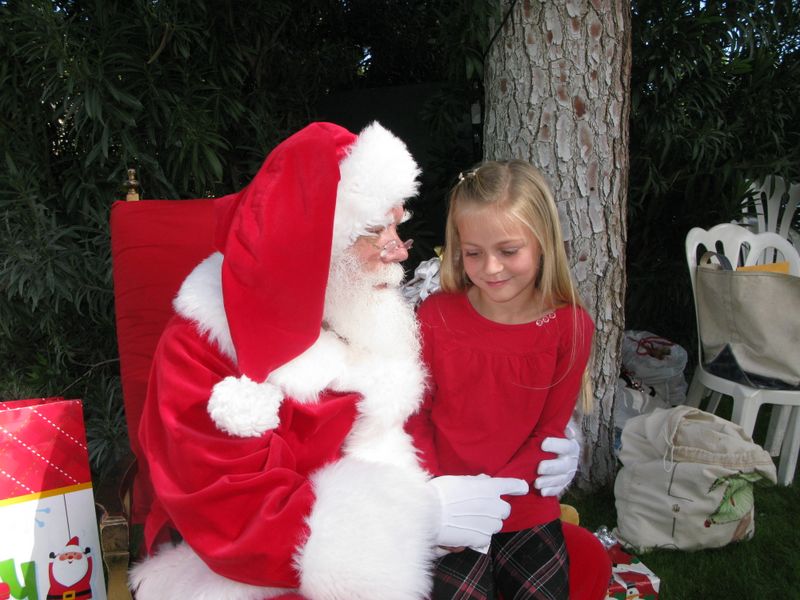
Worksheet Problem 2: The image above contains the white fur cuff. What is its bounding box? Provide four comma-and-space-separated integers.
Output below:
295, 457, 438, 599
208, 375, 283, 437
130, 542, 291, 600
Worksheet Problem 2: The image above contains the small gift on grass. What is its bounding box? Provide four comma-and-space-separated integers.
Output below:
604, 542, 660, 600
0, 397, 106, 600
595, 527, 660, 600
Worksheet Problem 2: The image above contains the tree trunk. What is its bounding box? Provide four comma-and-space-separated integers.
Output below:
483, 0, 631, 489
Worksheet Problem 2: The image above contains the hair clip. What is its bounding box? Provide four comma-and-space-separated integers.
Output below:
458, 169, 477, 182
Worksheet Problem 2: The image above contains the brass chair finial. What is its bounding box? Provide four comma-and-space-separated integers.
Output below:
125, 168, 140, 201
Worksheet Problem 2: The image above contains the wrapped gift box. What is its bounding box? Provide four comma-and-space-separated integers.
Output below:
605, 542, 660, 599
0, 398, 106, 600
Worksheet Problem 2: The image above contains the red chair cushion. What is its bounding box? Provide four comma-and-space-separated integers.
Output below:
110, 198, 217, 522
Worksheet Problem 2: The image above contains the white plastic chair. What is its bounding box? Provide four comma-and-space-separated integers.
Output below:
685, 223, 800, 485
743, 175, 800, 250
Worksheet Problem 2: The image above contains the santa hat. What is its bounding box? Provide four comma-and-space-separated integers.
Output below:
65, 536, 81, 550
208, 122, 420, 437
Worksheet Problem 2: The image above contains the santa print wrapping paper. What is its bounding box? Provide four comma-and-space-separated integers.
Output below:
605, 543, 660, 600
0, 398, 106, 600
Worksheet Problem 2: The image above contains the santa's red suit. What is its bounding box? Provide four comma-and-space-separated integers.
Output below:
46, 568, 93, 600
130, 123, 440, 599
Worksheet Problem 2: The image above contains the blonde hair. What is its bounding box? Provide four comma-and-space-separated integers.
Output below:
440, 160, 593, 412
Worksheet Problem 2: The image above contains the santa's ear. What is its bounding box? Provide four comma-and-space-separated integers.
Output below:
85, 547, 91, 554
49, 552, 55, 559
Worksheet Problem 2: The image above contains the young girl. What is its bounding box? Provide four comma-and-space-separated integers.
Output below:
406, 160, 594, 600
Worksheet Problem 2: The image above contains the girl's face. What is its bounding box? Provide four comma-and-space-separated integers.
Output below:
456, 206, 542, 320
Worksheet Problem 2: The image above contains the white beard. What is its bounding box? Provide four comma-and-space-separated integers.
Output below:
323, 252, 427, 465
323, 252, 420, 362
51, 555, 88, 587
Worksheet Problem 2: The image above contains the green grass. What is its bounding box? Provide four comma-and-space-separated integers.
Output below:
566, 398, 800, 598
567, 483, 799, 598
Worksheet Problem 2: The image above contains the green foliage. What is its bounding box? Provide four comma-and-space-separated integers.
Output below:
83, 371, 128, 480
0, 0, 493, 477
408, 0, 503, 260
336, 0, 454, 87
626, 0, 800, 359
0, 0, 362, 475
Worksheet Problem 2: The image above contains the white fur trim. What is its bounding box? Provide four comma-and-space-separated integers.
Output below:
208, 375, 283, 437
330, 353, 427, 471
295, 457, 438, 600
267, 330, 348, 403
129, 542, 291, 600
345, 423, 422, 472
332, 122, 421, 257
173, 252, 236, 362
333, 354, 426, 428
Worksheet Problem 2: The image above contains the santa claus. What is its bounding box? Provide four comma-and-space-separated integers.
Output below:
129, 122, 579, 599
47, 536, 93, 600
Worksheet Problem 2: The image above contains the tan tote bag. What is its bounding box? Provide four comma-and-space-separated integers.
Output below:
695, 253, 800, 387
614, 406, 776, 553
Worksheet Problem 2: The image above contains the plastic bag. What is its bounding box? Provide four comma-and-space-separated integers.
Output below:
621, 330, 688, 405
613, 377, 670, 454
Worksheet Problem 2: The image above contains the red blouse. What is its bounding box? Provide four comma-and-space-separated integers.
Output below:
407, 292, 594, 532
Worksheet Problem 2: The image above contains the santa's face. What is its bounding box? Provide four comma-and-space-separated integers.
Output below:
324, 244, 419, 360
51, 548, 89, 587
350, 206, 410, 272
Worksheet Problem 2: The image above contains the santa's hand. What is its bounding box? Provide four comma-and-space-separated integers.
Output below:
429, 474, 528, 550
535, 423, 580, 497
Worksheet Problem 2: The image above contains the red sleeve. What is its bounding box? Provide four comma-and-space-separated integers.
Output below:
495, 307, 594, 485
405, 298, 441, 475
139, 318, 357, 587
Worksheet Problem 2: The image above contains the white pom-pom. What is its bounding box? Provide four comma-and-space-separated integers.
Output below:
208, 375, 283, 437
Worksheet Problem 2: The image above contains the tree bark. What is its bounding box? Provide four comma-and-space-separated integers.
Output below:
483, 0, 631, 489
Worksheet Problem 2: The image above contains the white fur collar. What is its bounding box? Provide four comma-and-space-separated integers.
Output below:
174, 253, 236, 363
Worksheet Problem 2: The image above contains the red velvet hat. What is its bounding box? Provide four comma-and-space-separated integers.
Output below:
215, 122, 420, 384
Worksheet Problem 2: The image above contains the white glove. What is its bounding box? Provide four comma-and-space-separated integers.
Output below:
534, 422, 580, 497
429, 474, 529, 552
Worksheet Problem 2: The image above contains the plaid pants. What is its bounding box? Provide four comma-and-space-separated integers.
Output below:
430, 519, 569, 600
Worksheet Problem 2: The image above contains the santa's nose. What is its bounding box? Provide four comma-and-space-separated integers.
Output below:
379, 238, 413, 263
